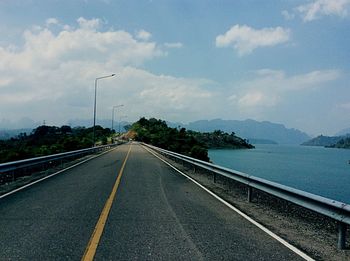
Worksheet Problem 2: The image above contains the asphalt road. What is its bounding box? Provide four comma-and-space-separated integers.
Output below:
0, 143, 305, 260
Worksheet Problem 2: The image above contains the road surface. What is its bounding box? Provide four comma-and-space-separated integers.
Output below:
0, 143, 306, 260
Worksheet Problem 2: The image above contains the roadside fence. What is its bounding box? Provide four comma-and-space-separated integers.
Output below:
143, 143, 350, 250
0, 143, 119, 185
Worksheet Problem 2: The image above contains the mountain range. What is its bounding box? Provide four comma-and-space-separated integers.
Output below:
4, 117, 349, 146
168, 119, 311, 145
67, 118, 129, 132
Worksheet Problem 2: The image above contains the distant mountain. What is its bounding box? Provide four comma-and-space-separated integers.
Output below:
335, 128, 350, 136
173, 119, 310, 145
0, 117, 40, 129
68, 118, 109, 128
67, 118, 130, 132
0, 128, 32, 140
301, 135, 344, 147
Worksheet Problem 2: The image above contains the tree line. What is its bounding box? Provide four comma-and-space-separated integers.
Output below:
0, 125, 113, 163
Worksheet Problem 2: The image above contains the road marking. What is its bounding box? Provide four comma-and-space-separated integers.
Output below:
81, 144, 132, 261
0, 147, 118, 200
142, 145, 315, 261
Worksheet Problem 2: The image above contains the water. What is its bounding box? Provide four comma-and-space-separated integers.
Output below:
209, 144, 350, 204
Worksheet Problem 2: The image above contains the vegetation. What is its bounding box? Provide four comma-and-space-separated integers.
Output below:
189, 130, 254, 149
130, 118, 209, 161
301, 135, 344, 147
1, 119, 255, 164
0, 128, 32, 140
129, 118, 254, 162
302, 134, 350, 149
327, 137, 350, 149
0, 125, 113, 163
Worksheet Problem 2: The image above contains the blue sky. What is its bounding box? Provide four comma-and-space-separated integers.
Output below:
0, 0, 349, 135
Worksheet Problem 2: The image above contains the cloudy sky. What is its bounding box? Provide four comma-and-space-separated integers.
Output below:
0, 0, 349, 135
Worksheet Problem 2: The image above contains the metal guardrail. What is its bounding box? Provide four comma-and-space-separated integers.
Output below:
0, 143, 119, 183
143, 143, 350, 250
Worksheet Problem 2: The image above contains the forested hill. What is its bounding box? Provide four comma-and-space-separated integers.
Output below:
189, 130, 254, 149
301, 135, 344, 147
302, 134, 350, 148
129, 118, 254, 162
327, 137, 350, 149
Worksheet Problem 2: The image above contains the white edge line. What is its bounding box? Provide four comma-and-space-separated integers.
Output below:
0, 147, 118, 200
142, 145, 315, 261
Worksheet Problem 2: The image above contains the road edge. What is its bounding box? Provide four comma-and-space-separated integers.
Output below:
142, 144, 315, 261
0, 146, 119, 200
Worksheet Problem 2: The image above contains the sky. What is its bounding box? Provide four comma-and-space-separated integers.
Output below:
0, 0, 349, 135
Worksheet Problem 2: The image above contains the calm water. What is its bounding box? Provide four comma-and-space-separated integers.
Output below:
209, 144, 350, 204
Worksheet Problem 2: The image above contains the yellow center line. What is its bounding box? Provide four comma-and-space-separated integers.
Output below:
81, 144, 132, 261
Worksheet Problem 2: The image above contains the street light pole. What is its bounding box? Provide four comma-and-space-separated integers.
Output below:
112, 104, 123, 132
93, 74, 116, 147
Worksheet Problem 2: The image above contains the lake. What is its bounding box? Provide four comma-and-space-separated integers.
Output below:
209, 144, 350, 204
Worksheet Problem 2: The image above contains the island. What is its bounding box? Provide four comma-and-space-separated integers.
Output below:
301, 135, 344, 147
326, 137, 350, 149
302, 135, 350, 149
127, 118, 254, 162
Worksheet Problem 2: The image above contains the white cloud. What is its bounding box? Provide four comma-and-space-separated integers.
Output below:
77, 17, 101, 30
223, 69, 343, 131
0, 18, 218, 126
281, 10, 295, 20
238, 91, 278, 107
286, 70, 340, 90
215, 24, 290, 56
338, 102, 350, 109
164, 42, 183, 48
136, 30, 152, 41
297, 0, 350, 21
46, 18, 59, 26
229, 69, 341, 109
0, 17, 345, 135
85, 66, 218, 123
0, 77, 12, 87
0, 18, 164, 74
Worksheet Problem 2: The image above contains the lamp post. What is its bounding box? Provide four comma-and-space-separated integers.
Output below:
93, 74, 116, 146
119, 115, 128, 134
112, 104, 123, 132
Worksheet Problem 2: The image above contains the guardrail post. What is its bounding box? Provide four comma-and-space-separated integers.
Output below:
213, 172, 217, 183
247, 186, 252, 202
338, 222, 347, 249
